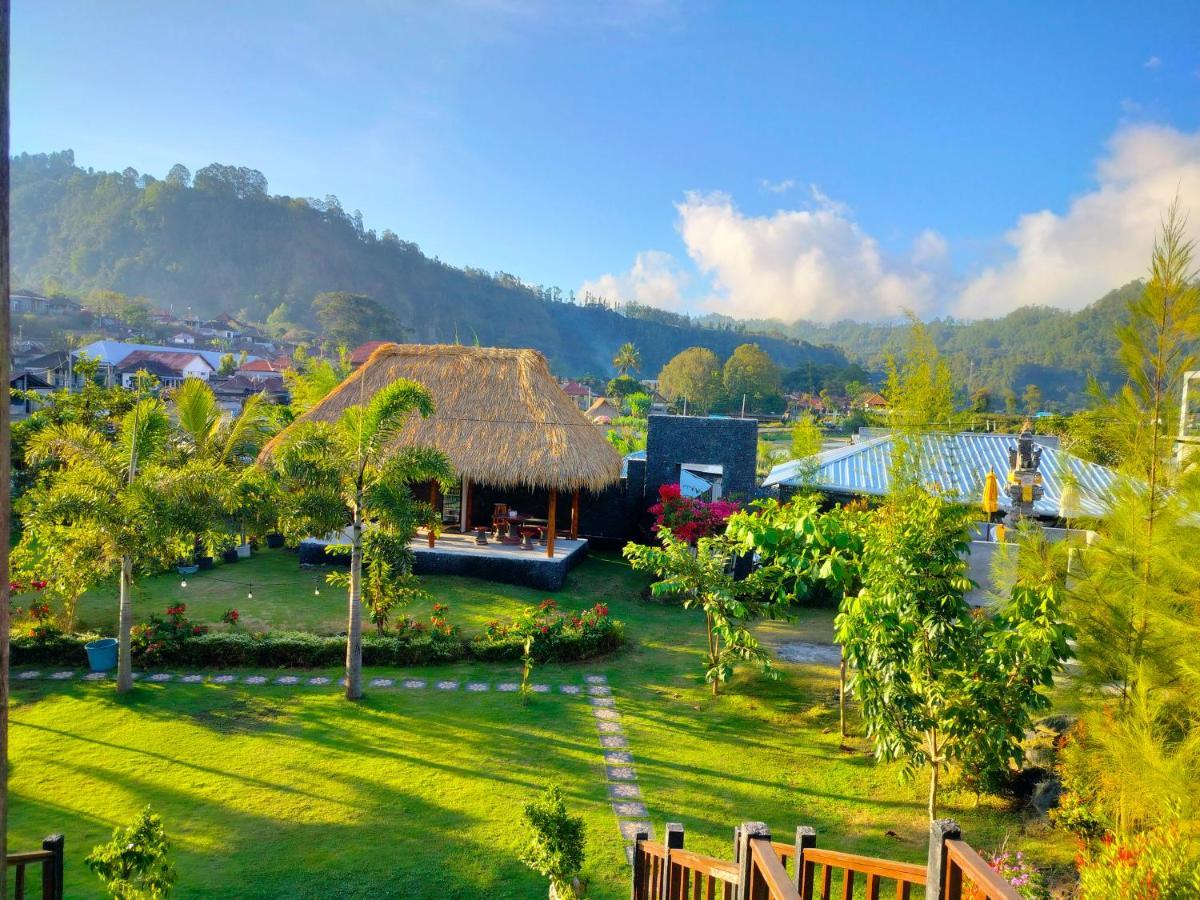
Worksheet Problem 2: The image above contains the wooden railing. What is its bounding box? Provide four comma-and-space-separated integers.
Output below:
631, 819, 1020, 900
6, 835, 64, 900
945, 840, 1022, 900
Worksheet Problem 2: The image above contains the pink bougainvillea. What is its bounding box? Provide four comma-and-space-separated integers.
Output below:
648, 483, 739, 543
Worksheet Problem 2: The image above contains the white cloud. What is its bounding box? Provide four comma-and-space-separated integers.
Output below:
673, 187, 944, 322
760, 177, 796, 194
1144, 55, 1161, 69
955, 123, 1200, 316
578, 249, 689, 310
581, 123, 1200, 323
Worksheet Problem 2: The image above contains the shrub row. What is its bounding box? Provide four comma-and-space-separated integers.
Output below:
11, 622, 625, 670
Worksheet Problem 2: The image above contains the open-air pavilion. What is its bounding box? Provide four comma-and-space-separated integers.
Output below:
264, 343, 621, 587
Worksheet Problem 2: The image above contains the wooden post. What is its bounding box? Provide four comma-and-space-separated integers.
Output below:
0, 17, 12, 887
41, 833, 64, 900
570, 487, 580, 539
630, 829, 649, 900
546, 488, 557, 558
428, 482, 438, 547
735, 821, 770, 900
660, 822, 684, 900
461, 477, 471, 533
925, 819, 960, 900
794, 826, 816, 895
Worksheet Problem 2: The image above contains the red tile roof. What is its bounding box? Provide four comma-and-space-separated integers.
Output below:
350, 341, 389, 366
239, 359, 277, 373
561, 380, 589, 397
116, 350, 213, 374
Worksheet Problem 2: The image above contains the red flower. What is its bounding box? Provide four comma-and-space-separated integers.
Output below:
9, 581, 23, 593
540, 625, 549, 634
539, 598, 557, 610
192, 626, 203, 635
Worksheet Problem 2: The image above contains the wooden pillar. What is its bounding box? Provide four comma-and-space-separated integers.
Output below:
546, 488, 557, 558
925, 819, 960, 900
461, 477, 472, 534
661, 823, 684, 900
570, 487, 580, 540
428, 482, 438, 547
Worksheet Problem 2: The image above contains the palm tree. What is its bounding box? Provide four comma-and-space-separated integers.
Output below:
21, 397, 223, 692
613, 342, 641, 377
270, 378, 453, 699
172, 378, 276, 549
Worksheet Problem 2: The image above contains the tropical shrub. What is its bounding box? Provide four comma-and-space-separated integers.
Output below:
85, 805, 176, 899
471, 601, 623, 664
968, 849, 1049, 900
1076, 825, 1200, 900
519, 785, 585, 899
648, 483, 739, 542
131, 605, 208, 667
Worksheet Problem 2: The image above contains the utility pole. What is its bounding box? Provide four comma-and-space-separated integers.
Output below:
740, 393, 747, 418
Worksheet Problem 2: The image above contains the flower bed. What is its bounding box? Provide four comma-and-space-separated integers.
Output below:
11, 601, 624, 670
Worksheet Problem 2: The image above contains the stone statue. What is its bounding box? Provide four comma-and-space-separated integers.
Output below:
1004, 425, 1044, 526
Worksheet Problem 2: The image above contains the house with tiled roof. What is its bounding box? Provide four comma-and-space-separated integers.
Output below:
115, 350, 215, 388
560, 379, 592, 410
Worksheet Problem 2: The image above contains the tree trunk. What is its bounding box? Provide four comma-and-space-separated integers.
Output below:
116, 555, 134, 693
928, 760, 940, 822
706, 612, 719, 697
345, 504, 364, 700
839, 650, 847, 739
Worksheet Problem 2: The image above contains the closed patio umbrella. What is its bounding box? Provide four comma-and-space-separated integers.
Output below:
982, 469, 999, 515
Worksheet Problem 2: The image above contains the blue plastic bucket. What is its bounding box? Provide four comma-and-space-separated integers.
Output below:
85, 638, 119, 672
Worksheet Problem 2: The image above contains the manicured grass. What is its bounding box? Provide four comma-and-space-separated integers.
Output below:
16, 551, 1076, 896
73, 546, 627, 636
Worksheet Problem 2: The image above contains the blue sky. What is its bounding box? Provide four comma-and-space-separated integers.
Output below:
12, 1, 1200, 322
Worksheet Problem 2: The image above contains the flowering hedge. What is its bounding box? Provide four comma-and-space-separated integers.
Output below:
649, 483, 739, 542
471, 600, 623, 663
11, 601, 624, 670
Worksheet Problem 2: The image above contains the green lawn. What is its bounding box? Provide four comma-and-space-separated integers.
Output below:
15, 551, 1075, 897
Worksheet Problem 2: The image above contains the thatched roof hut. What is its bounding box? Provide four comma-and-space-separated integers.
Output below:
261, 343, 620, 492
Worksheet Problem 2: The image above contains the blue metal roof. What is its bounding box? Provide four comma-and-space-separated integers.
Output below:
763, 432, 1116, 517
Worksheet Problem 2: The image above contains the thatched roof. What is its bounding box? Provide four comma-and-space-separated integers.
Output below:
261, 344, 621, 491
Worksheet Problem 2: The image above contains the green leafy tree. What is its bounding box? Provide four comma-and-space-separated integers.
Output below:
835, 492, 1070, 819
788, 413, 824, 486
327, 530, 429, 633
657, 347, 722, 414
625, 392, 652, 418
612, 341, 641, 377
969, 388, 991, 413
86, 806, 176, 899
311, 291, 398, 347
269, 379, 453, 699
519, 785, 585, 899
884, 315, 955, 486
1002, 388, 1018, 415
217, 353, 237, 376
20, 397, 225, 692
723, 343, 780, 411
727, 496, 869, 737
605, 374, 642, 402
624, 532, 778, 696
1022, 383, 1042, 415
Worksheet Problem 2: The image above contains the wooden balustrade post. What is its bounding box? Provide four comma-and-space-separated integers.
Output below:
924, 819, 960, 900
41, 834, 64, 900
735, 821, 770, 900
546, 488, 557, 558
794, 826, 816, 895
630, 829, 649, 900
660, 822, 684, 900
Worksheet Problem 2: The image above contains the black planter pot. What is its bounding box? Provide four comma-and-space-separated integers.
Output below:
221, 549, 239, 564
197, 556, 214, 570
266, 533, 285, 549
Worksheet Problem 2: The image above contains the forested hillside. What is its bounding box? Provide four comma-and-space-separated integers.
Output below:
745, 283, 1141, 409
9, 151, 844, 376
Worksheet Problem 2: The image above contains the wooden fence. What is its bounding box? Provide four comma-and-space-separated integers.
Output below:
631, 819, 1020, 900
5, 835, 64, 900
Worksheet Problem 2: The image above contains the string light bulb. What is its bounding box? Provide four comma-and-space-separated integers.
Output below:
180, 580, 188, 589
314, 586, 320, 596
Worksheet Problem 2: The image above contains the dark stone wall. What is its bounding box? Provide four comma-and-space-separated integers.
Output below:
644, 415, 758, 502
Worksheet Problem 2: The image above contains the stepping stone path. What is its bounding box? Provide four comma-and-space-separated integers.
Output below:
582, 673, 654, 863
14, 666, 648, 865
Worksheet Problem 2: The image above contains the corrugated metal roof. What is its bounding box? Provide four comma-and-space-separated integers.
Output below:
76, 340, 261, 370
763, 432, 1116, 517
